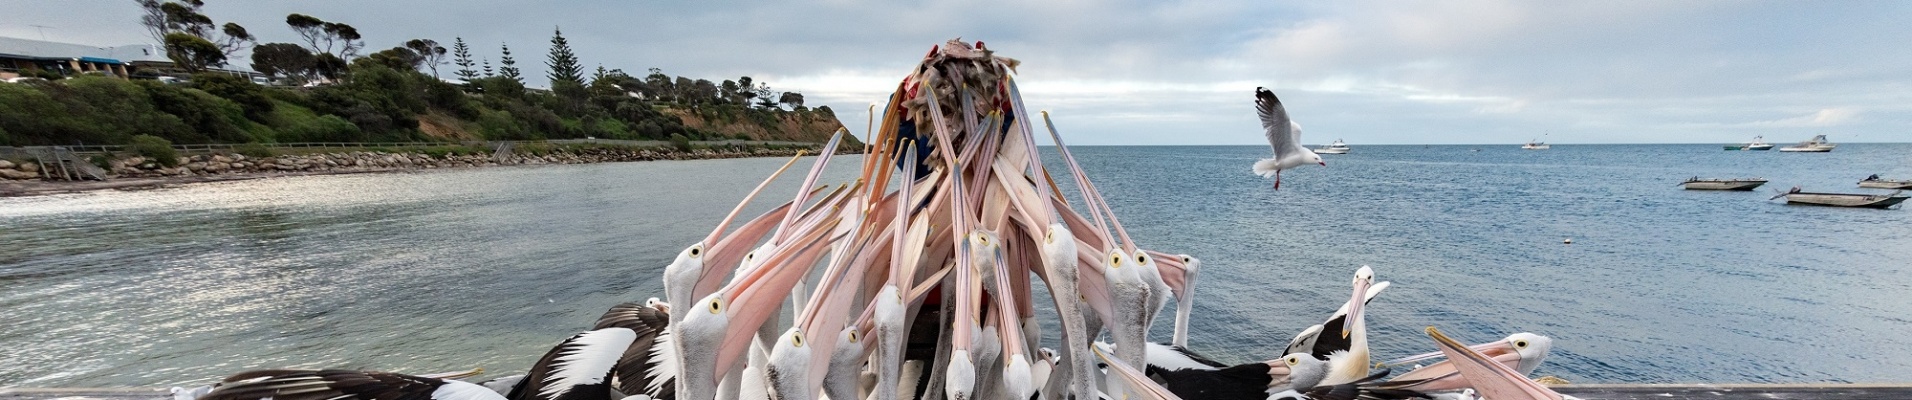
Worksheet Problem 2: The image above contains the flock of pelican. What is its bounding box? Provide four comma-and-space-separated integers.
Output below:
176, 40, 1575, 400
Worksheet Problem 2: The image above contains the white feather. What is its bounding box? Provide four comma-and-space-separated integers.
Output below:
431, 380, 506, 400
540, 328, 639, 399
644, 330, 678, 396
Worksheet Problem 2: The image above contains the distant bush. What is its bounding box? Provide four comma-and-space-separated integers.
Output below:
192, 73, 275, 121
670, 133, 691, 152
129, 135, 179, 167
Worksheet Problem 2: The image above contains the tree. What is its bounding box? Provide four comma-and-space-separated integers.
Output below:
737, 76, 757, 106
312, 53, 347, 81
545, 27, 584, 87
405, 39, 447, 78
285, 14, 362, 58
752, 83, 774, 108
498, 43, 522, 84
778, 92, 805, 109
163, 33, 223, 72
362, 47, 422, 71
138, 1, 252, 66
481, 57, 494, 77
451, 37, 478, 82
250, 42, 315, 81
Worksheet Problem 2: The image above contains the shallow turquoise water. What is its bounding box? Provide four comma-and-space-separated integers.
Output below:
2, 144, 1910, 387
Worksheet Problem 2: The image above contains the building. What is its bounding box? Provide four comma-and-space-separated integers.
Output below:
0, 36, 260, 80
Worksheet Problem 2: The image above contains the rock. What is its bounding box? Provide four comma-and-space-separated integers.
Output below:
230, 162, 245, 170
0, 160, 12, 169
0, 168, 38, 180
212, 154, 231, 163
204, 162, 226, 172
140, 162, 158, 169
186, 162, 207, 172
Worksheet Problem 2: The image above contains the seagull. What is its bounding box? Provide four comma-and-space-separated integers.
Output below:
1251, 87, 1325, 190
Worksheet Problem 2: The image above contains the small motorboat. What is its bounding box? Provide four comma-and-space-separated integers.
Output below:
1778, 135, 1836, 152
1859, 174, 1912, 189
1316, 139, 1351, 154
1682, 177, 1767, 191
1724, 136, 1775, 151
1521, 139, 1550, 150
1770, 187, 1908, 209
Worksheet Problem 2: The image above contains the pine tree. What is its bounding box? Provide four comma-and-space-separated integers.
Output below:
545, 26, 584, 86
498, 43, 522, 83
482, 57, 494, 77
452, 37, 478, 82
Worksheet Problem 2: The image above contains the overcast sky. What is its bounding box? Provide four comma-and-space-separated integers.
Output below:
5, 1, 1910, 145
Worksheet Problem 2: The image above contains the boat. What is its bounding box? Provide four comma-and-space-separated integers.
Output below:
1778, 135, 1836, 152
1521, 139, 1550, 150
1723, 136, 1774, 151
1859, 175, 1912, 189
1315, 139, 1350, 154
1769, 188, 1908, 209
1682, 177, 1767, 191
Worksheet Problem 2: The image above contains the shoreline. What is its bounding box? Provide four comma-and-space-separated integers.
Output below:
1, 145, 847, 198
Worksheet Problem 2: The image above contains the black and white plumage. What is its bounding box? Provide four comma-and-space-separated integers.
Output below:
591, 300, 674, 400
1283, 281, 1390, 359
1267, 369, 1430, 400
1251, 87, 1325, 190
197, 369, 503, 400
506, 301, 672, 400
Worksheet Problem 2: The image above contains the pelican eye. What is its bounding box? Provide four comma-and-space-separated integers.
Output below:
1286, 356, 1299, 366
1182, 256, 1192, 263
1108, 254, 1122, 268
707, 299, 723, 314
1137, 254, 1149, 264
847, 331, 859, 343
791, 333, 805, 347
1045, 231, 1055, 244
688, 245, 703, 258
1514, 340, 1528, 349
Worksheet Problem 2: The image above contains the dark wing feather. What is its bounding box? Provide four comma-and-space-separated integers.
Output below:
591, 302, 672, 399
1167, 344, 1229, 368
202, 370, 447, 400
1152, 363, 1274, 400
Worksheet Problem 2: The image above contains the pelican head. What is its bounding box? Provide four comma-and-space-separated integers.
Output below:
1427, 327, 1566, 400
1343, 266, 1375, 338
1274, 353, 1330, 391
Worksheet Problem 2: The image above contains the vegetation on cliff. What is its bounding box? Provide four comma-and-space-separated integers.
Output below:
0, 1, 852, 148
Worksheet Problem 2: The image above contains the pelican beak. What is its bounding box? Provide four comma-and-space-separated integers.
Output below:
1382, 339, 1516, 367
1427, 327, 1562, 400
709, 221, 837, 379
1342, 269, 1372, 339
697, 202, 795, 297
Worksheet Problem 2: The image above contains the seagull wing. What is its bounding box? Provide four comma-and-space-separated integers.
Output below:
1257, 87, 1299, 160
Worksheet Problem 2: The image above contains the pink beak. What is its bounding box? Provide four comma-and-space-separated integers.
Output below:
1427, 327, 1562, 400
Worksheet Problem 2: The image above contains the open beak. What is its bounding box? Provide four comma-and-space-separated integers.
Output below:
1427, 327, 1562, 400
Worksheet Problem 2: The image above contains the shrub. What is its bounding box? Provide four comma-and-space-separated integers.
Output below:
191, 73, 275, 121
129, 135, 179, 167
669, 133, 691, 152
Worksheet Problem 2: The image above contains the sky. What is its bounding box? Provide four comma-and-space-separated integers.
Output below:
4, 1, 1911, 145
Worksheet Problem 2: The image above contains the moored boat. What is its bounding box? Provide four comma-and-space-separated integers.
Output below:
1724, 136, 1774, 151
1682, 177, 1767, 191
1770, 188, 1908, 209
1859, 174, 1912, 189
1778, 135, 1836, 152
1315, 139, 1350, 154
1521, 139, 1550, 150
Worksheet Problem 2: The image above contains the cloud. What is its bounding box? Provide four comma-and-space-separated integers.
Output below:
1744, 108, 1861, 128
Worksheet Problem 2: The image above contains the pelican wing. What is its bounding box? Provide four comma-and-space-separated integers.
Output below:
1285, 281, 1390, 359
590, 302, 673, 399
202, 370, 500, 400
506, 328, 638, 400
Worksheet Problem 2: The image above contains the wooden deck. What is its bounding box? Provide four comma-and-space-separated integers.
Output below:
8, 384, 1912, 400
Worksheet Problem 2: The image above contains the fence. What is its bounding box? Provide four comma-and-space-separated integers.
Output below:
1, 139, 823, 158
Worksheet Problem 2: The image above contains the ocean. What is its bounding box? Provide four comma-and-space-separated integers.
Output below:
2, 143, 1910, 387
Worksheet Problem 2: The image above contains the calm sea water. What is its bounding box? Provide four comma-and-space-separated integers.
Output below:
3, 144, 1910, 387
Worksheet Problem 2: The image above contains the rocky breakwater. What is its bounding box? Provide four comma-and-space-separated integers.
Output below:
0, 145, 831, 182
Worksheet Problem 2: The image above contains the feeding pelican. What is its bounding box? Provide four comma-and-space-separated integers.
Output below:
1380, 332, 1554, 393
1425, 327, 1577, 400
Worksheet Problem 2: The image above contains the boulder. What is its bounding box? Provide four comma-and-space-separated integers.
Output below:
0, 168, 38, 180
0, 160, 13, 169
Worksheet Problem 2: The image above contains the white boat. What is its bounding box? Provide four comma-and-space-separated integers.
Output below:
1724, 136, 1774, 151
1521, 139, 1550, 150
1682, 177, 1767, 191
1770, 188, 1907, 209
1315, 139, 1350, 154
1859, 175, 1912, 189
1778, 135, 1836, 152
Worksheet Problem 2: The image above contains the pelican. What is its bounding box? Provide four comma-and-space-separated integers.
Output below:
1380, 332, 1554, 393
192, 369, 502, 400
1286, 266, 1378, 386
1252, 87, 1325, 190
1425, 327, 1578, 400
1147, 353, 1320, 400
